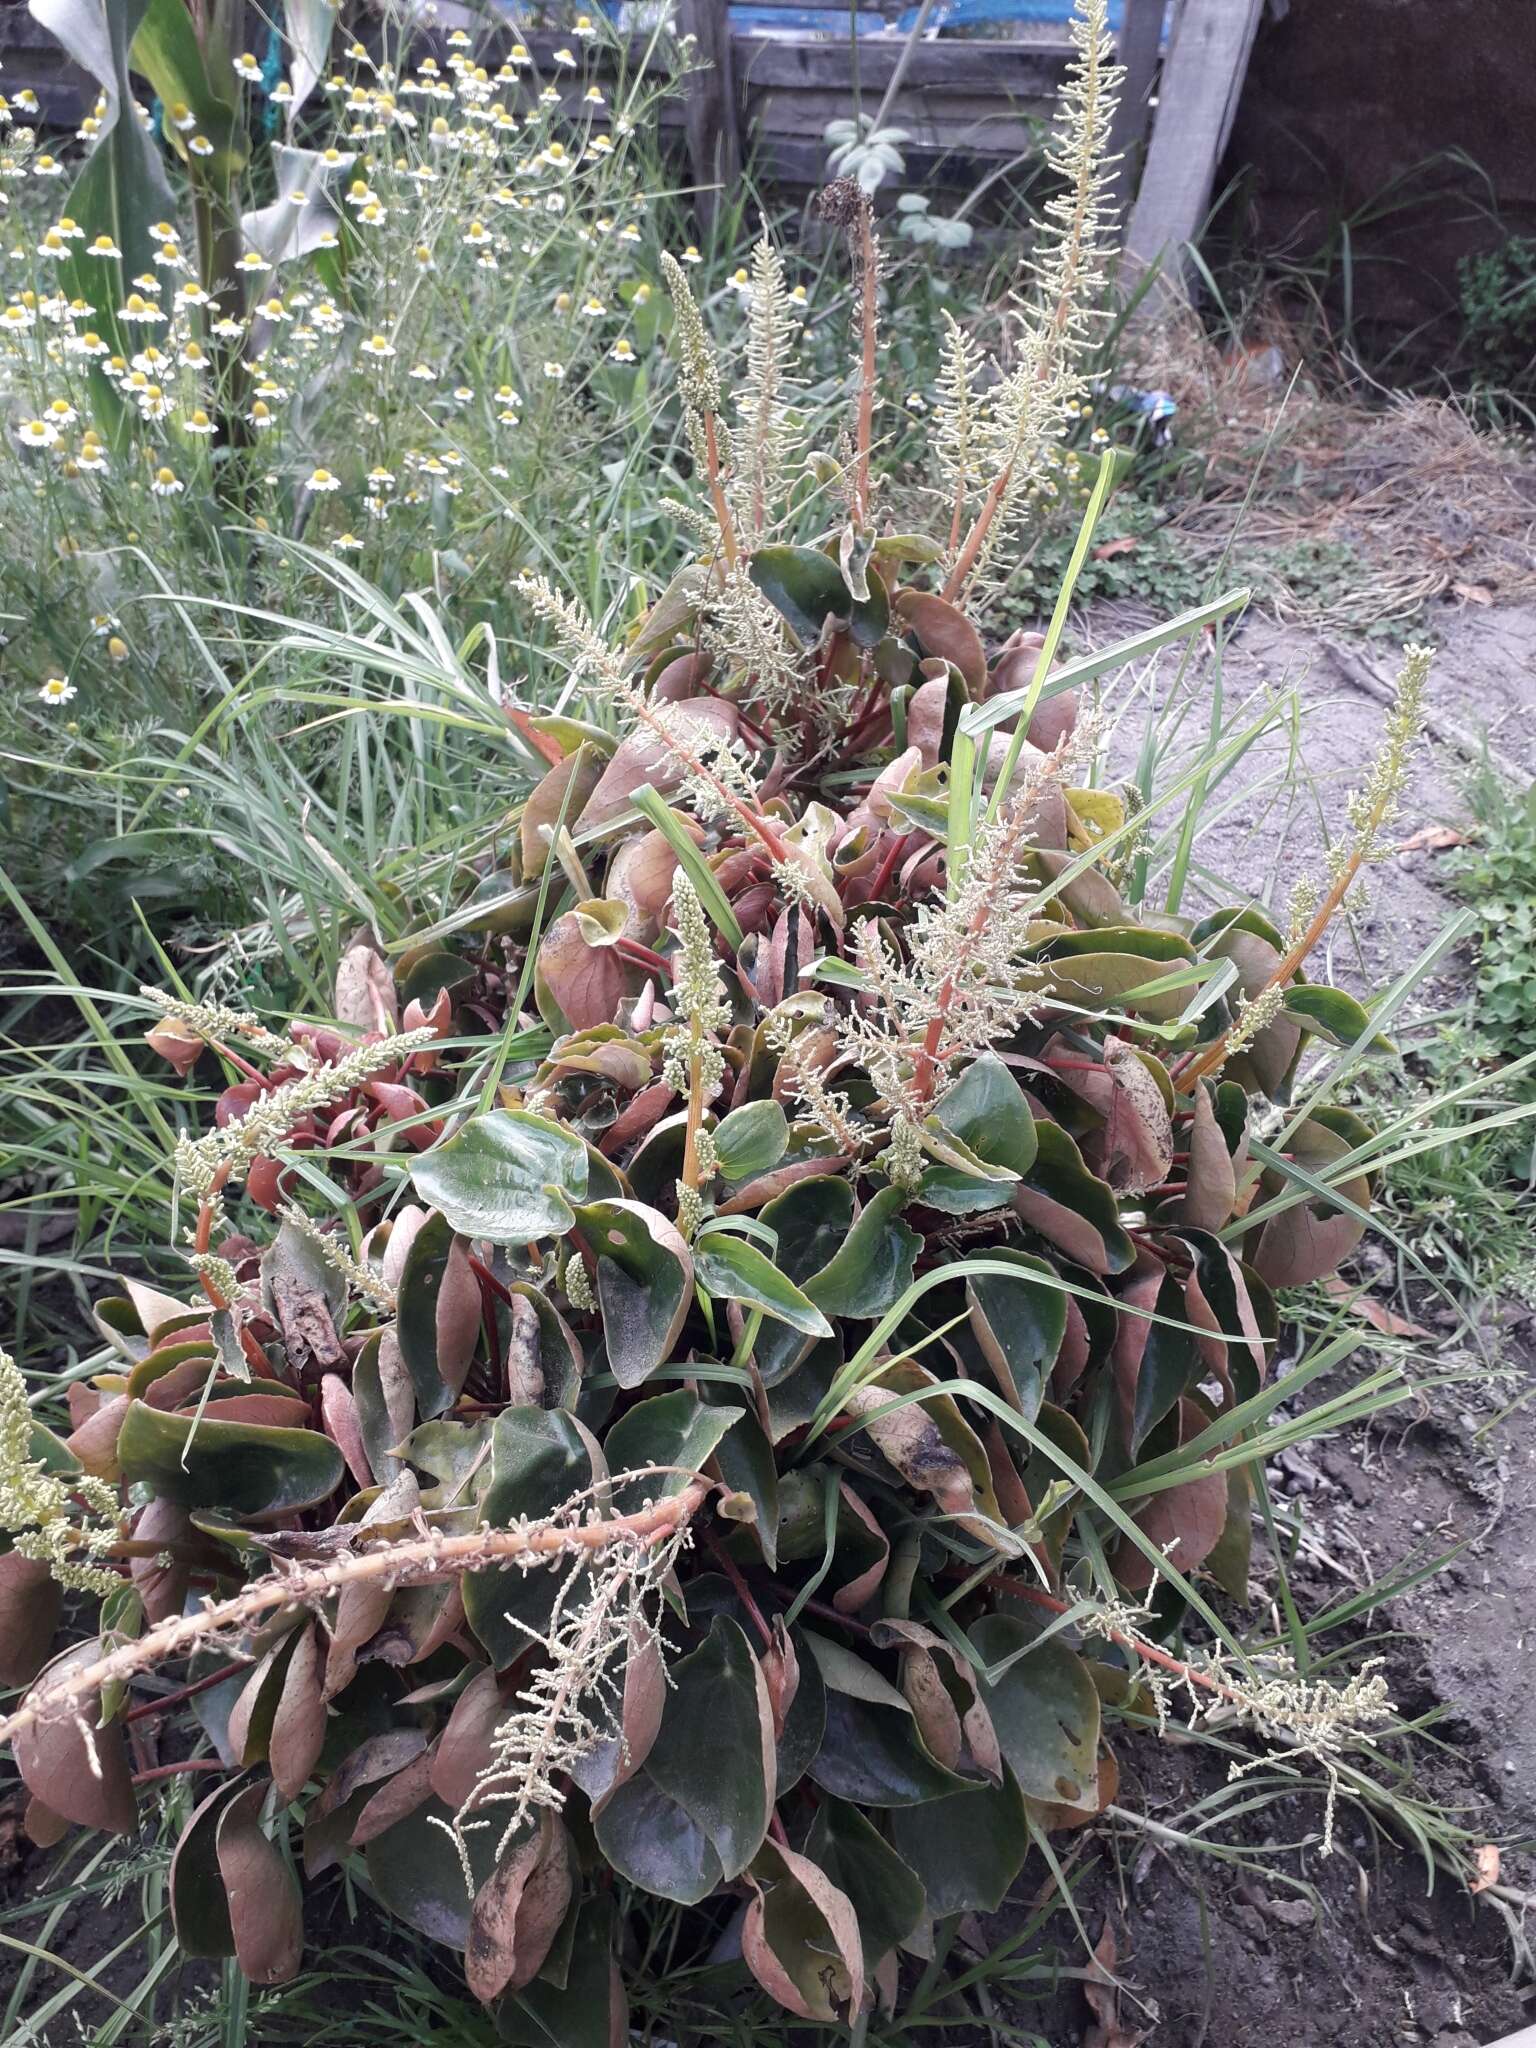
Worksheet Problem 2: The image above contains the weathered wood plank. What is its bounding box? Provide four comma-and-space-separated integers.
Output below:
676, 0, 742, 226
1124, 0, 1263, 289
733, 34, 1071, 95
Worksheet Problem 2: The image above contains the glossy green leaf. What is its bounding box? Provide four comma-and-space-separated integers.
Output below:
117, 1400, 343, 1517
807, 1690, 968, 1808
366, 1795, 501, 1948
713, 1099, 790, 1181
970, 1613, 1101, 1809
464, 1408, 602, 1664
1281, 982, 1393, 1051
964, 1248, 1067, 1421
594, 1617, 773, 1903
395, 1209, 479, 1420
499, 1895, 627, 2048
1014, 1121, 1136, 1275
804, 1186, 920, 1319
890, 1767, 1029, 1914
803, 1799, 925, 1970
410, 1110, 588, 1243
695, 1232, 832, 1336
573, 1199, 693, 1388
603, 1389, 742, 1511
750, 545, 889, 649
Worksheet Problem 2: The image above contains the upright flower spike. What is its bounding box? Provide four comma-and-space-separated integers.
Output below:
660, 250, 738, 563
942, 0, 1122, 598
733, 234, 797, 542
663, 870, 730, 1230
0, 1348, 119, 1594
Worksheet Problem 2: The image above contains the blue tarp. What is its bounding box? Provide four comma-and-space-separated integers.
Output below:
727, 0, 1126, 28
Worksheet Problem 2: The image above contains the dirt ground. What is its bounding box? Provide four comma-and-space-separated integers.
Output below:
1026, 591, 1536, 2047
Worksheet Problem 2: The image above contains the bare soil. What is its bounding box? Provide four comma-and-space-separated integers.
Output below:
1024, 591, 1536, 2046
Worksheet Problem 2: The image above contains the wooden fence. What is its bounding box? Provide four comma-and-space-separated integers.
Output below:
0, 0, 1259, 277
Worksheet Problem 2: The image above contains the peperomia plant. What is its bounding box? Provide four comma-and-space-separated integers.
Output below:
1, 1, 1427, 2031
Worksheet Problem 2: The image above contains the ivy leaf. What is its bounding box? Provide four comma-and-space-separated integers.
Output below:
410, 1110, 589, 1244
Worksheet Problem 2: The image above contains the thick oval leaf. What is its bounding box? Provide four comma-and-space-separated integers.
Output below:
1248, 1114, 1372, 1290
695, 1231, 832, 1336
170, 1776, 249, 1958
594, 1616, 774, 1904
0, 1551, 62, 1688
742, 1837, 864, 2022
965, 1248, 1068, 1421
117, 1400, 344, 1518
808, 1688, 969, 1807
464, 1408, 603, 1664
713, 1098, 790, 1181
214, 1783, 304, 1985
365, 1795, 500, 1947
804, 1186, 920, 1319
410, 1111, 589, 1244
1013, 1121, 1136, 1276
803, 1799, 925, 1971
572, 1199, 693, 1389
893, 589, 986, 695
396, 1208, 481, 1419
15, 1639, 137, 1835
970, 1613, 1101, 1809
890, 1767, 1030, 1914
751, 545, 889, 649
603, 1388, 743, 1510
466, 1811, 574, 2004
496, 1894, 627, 2048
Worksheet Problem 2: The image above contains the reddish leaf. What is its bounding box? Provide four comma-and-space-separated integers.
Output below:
350, 1744, 438, 1845
1396, 823, 1470, 854
1320, 1277, 1429, 1339
215, 1783, 304, 1985
319, 1373, 373, 1489
430, 1666, 506, 1807
580, 697, 739, 832
893, 589, 986, 694
15, 1640, 137, 1835
269, 1624, 327, 1802
465, 1811, 574, 2004
537, 908, 630, 1032
0, 1551, 61, 1687
333, 945, 399, 1034
1117, 1399, 1228, 1594
1171, 1085, 1237, 1231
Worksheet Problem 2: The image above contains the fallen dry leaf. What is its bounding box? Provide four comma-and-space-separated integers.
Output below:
1452, 580, 1493, 605
1092, 536, 1140, 561
1322, 1277, 1429, 1339
1082, 1919, 1148, 2048
1470, 1843, 1500, 1894
1396, 824, 1470, 854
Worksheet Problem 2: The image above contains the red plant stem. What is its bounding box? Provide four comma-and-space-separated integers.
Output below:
853, 206, 878, 525
866, 830, 913, 904
124, 1660, 254, 1723
192, 1162, 234, 1312
987, 1578, 1242, 1707
703, 1529, 774, 1649
614, 936, 673, 980
768, 1811, 791, 1847
131, 1759, 229, 1787
206, 1038, 270, 1087
703, 413, 739, 568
